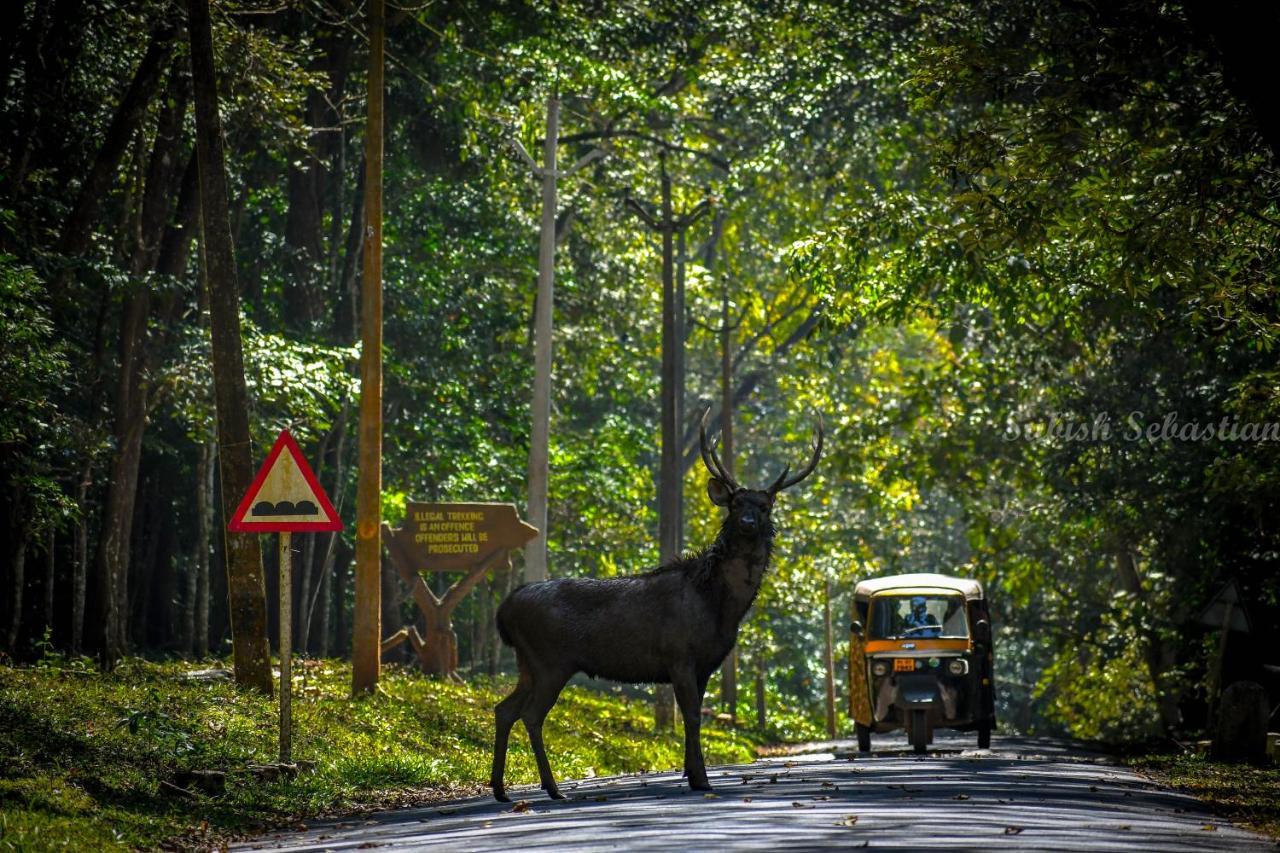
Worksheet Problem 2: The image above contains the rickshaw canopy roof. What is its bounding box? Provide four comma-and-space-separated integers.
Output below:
854, 573, 984, 601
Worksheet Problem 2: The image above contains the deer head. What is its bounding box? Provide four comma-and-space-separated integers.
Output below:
699, 408, 823, 539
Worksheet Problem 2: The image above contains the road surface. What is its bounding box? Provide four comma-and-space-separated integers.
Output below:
237, 735, 1271, 851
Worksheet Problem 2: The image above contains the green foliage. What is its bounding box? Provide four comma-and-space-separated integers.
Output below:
0, 659, 758, 850
0, 257, 75, 532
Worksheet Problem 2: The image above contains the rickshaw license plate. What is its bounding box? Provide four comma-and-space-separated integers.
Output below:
893, 658, 916, 672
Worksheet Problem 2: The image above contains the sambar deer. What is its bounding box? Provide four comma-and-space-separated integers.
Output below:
490, 409, 822, 801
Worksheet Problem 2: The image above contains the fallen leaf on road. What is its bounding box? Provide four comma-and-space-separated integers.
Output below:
821, 781, 837, 788
812, 795, 831, 801
769, 774, 778, 783
437, 809, 457, 816
952, 794, 970, 800
1117, 825, 1130, 830
1201, 824, 1218, 832
792, 802, 815, 809
837, 816, 859, 827
592, 796, 608, 802
510, 800, 532, 813
1004, 827, 1023, 835
743, 797, 752, 803
704, 793, 719, 799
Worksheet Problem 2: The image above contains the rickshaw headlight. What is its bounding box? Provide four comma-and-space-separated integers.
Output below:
947, 659, 968, 676
871, 661, 889, 677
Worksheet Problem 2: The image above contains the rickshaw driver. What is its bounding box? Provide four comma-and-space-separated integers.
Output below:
903, 595, 941, 637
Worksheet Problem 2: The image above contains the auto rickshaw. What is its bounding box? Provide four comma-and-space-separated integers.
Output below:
848, 573, 996, 754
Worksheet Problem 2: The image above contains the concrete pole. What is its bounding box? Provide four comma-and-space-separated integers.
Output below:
524, 92, 558, 584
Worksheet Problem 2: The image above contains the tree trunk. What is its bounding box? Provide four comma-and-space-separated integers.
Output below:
96, 284, 149, 665
1114, 549, 1181, 731
7, 0, 89, 193
824, 579, 836, 739
195, 440, 213, 659
755, 657, 767, 733
188, 0, 273, 694
316, 540, 332, 658
55, 22, 175, 275
7, 513, 27, 652
333, 542, 351, 656
42, 530, 55, 639
71, 459, 91, 654
95, 67, 187, 666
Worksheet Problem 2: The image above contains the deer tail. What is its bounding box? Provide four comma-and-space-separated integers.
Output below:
496, 589, 519, 646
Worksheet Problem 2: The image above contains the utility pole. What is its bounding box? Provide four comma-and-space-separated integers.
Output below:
718, 272, 738, 723
625, 152, 711, 728
510, 93, 605, 584
352, 0, 384, 695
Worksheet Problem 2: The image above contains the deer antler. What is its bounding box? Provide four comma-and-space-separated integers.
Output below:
699, 407, 741, 491
768, 414, 824, 493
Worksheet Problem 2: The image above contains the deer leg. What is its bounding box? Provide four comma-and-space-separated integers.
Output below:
490, 667, 532, 802
672, 668, 711, 791
522, 672, 569, 799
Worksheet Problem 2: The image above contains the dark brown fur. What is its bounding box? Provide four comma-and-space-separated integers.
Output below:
489, 414, 821, 801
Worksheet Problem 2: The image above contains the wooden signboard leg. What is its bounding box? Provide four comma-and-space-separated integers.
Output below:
381, 528, 508, 677
278, 532, 292, 764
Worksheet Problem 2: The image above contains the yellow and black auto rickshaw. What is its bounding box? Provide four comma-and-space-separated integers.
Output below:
848, 573, 996, 753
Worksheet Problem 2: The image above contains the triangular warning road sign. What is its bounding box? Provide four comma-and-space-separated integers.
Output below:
228, 429, 343, 532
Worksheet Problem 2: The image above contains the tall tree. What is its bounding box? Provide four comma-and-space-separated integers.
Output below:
187, 0, 272, 694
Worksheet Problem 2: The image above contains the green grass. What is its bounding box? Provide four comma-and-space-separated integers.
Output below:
1130, 752, 1280, 840
0, 658, 760, 851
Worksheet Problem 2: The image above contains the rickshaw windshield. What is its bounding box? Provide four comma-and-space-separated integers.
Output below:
869, 593, 968, 639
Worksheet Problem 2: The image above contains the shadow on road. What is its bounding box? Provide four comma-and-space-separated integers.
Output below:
239, 736, 1270, 851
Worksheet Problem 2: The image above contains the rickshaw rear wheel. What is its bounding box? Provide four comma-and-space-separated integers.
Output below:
977, 721, 991, 749
910, 710, 928, 754
856, 723, 871, 753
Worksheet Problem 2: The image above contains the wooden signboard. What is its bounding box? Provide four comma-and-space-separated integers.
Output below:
381, 502, 537, 676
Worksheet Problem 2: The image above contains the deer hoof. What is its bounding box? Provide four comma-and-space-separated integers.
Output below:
492, 788, 510, 803
546, 787, 566, 800
689, 777, 713, 791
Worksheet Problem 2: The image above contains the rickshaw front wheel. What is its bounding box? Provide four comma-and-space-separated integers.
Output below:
910, 710, 928, 754
856, 722, 871, 753
977, 721, 991, 749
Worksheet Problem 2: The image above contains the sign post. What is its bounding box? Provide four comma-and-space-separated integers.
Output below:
381, 502, 537, 676
229, 429, 342, 764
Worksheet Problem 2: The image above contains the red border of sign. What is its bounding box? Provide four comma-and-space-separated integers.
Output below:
227, 429, 343, 532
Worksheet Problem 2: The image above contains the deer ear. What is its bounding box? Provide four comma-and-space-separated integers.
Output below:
707, 477, 733, 506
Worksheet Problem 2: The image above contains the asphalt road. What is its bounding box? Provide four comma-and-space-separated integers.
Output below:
237, 735, 1272, 851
